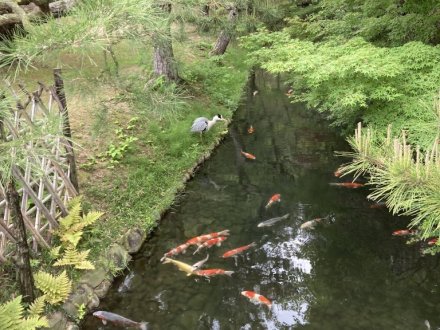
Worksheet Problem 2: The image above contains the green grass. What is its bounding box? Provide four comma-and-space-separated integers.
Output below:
81, 45, 249, 257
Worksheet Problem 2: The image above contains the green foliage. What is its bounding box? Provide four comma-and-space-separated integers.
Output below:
242, 30, 440, 146
27, 295, 46, 318
34, 271, 71, 305
0, 296, 48, 330
54, 196, 102, 269
286, 0, 440, 46
0, 0, 167, 77
338, 122, 440, 253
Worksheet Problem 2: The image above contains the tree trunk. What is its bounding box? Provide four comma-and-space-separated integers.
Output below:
5, 179, 35, 304
202, 4, 209, 16
152, 2, 179, 82
210, 6, 238, 56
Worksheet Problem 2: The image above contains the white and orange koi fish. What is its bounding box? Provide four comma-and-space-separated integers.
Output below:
186, 230, 230, 246
193, 236, 228, 254
160, 243, 190, 262
193, 269, 234, 277
241, 291, 272, 308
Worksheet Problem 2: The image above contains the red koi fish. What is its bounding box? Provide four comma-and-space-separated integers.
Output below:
265, 194, 281, 209
241, 291, 272, 308
160, 243, 189, 262
241, 150, 256, 160
221, 242, 256, 258
428, 238, 438, 246
392, 229, 416, 236
193, 236, 228, 254
193, 269, 234, 277
248, 125, 255, 134
186, 230, 230, 246
329, 182, 364, 188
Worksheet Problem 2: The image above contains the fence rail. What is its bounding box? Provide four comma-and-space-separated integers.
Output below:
0, 70, 78, 261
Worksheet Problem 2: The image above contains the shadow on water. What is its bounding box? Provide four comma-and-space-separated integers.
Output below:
82, 71, 440, 330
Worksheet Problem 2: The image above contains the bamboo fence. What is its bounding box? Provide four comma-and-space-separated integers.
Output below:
0, 70, 78, 262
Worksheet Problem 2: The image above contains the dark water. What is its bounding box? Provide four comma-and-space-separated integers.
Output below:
82, 72, 440, 330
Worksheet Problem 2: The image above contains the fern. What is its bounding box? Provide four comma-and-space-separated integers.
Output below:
60, 231, 83, 247
54, 247, 94, 270
59, 201, 82, 232
27, 295, 46, 318
34, 271, 72, 305
0, 296, 48, 330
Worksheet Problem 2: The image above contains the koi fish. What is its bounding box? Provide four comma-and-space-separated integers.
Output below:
241, 150, 256, 160
253, 90, 258, 96
160, 243, 190, 261
192, 254, 209, 270
93, 311, 148, 330
186, 230, 230, 246
193, 269, 234, 277
248, 125, 255, 134
300, 217, 325, 229
329, 182, 364, 188
285, 88, 293, 96
221, 242, 256, 258
334, 169, 342, 177
117, 272, 135, 293
369, 202, 387, 209
428, 238, 438, 246
258, 214, 290, 227
265, 194, 281, 209
193, 236, 228, 254
241, 291, 272, 308
161, 257, 195, 276
392, 229, 415, 236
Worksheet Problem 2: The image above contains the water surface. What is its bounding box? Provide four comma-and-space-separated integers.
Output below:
82, 72, 440, 330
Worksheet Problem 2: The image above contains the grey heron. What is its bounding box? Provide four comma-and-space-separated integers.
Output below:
190, 114, 226, 137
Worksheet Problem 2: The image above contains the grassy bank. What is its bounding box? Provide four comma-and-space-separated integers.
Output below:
0, 25, 249, 307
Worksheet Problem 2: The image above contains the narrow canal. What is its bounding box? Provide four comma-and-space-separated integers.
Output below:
82, 72, 440, 330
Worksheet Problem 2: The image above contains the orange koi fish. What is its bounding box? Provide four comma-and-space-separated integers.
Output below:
241, 150, 256, 160
186, 230, 230, 246
193, 269, 234, 277
221, 242, 256, 258
241, 291, 272, 308
265, 194, 281, 209
193, 236, 228, 254
248, 125, 255, 134
334, 169, 342, 177
329, 182, 364, 189
160, 243, 189, 262
428, 238, 438, 246
392, 229, 416, 236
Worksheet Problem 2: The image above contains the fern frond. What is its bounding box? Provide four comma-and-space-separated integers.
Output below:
0, 296, 24, 330
66, 195, 83, 210
53, 247, 95, 270
34, 271, 71, 305
60, 231, 83, 247
27, 295, 46, 317
49, 246, 62, 259
21, 315, 48, 330
59, 202, 82, 232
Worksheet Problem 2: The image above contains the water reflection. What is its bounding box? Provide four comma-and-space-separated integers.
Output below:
82, 72, 440, 330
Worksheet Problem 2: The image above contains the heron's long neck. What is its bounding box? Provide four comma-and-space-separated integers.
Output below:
207, 119, 217, 130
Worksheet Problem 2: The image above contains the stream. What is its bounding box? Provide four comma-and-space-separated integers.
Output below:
82, 72, 440, 330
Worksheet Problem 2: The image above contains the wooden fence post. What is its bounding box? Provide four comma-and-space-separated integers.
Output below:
53, 68, 80, 193
5, 180, 36, 304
